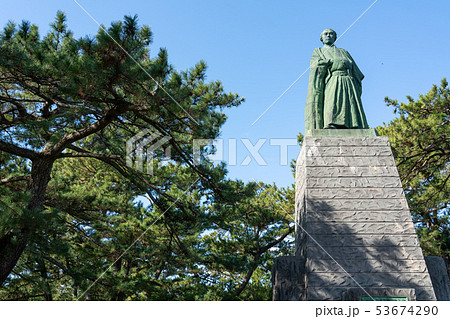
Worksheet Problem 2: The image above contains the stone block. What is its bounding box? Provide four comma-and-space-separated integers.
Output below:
306, 234, 420, 247
305, 155, 395, 167
306, 166, 399, 177
307, 258, 428, 273
306, 177, 402, 188
307, 188, 404, 199
415, 287, 439, 301
303, 136, 389, 147
326, 287, 436, 301
306, 210, 413, 222
306, 246, 425, 260
307, 272, 434, 288
306, 198, 409, 211
424, 256, 450, 301
341, 288, 417, 301
305, 221, 416, 235
305, 146, 392, 157
272, 256, 305, 301
308, 287, 418, 301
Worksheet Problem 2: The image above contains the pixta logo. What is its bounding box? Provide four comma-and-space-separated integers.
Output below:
126, 129, 171, 175
193, 138, 298, 166
126, 130, 298, 174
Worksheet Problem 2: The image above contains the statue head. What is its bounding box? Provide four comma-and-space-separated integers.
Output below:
320, 28, 337, 45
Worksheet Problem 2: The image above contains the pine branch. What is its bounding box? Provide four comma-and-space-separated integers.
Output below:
235, 225, 294, 296
45, 105, 126, 155
0, 175, 31, 186
0, 140, 38, 159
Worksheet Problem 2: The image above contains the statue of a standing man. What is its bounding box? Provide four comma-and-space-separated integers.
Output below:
305, 28, 369, 130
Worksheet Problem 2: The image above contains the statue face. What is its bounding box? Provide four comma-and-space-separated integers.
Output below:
321, 29, 336, 45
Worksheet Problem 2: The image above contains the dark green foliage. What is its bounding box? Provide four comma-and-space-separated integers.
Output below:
377, 79, 450, 268
0, 13, 293, 300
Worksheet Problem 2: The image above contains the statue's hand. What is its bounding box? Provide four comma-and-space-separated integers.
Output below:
317, 59, 331, 66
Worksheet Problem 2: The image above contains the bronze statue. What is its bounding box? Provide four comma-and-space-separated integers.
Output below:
305, 28, 369, 130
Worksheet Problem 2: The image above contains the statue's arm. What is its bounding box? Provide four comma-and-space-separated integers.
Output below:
310, 48, 329, 90
345, 50, 364, 83
311, 48, 331, 70
305, 48, 328, 130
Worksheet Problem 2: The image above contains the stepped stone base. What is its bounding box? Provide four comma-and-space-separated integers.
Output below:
272, 135, 436, 301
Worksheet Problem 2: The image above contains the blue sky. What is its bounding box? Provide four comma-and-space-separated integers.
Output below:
1, 0, 449, 187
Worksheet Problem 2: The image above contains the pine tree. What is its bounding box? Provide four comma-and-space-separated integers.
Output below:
0, 11, 241, 286
0, 12, 294, 300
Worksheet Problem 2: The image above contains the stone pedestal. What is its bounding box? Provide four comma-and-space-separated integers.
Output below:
273, 134, 436, 301
424, 256, 450, 300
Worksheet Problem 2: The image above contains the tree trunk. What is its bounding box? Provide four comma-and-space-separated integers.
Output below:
0, 157, 54, 286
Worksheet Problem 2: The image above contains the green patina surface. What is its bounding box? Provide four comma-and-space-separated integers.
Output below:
306, 128, 378, 137
305, 28, 369, 130
360, 295, 409, 301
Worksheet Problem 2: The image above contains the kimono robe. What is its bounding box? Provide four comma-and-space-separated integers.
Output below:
305, 45, 369, 130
